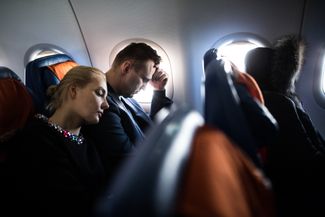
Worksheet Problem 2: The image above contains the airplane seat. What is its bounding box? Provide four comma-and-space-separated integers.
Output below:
203, 48, 278, 167
94, 106, 204, 217
94, 106, 275, 217
203, 48, 261, 167
25, 54, 79, 114
0, 66, 35, 141
261, 91, 323, 176
177, 125, 275, 217
261, 91, 325, 217
0, 66, 36, 217
233, 71, 279, 164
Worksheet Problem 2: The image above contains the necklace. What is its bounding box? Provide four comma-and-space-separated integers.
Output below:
36, 114, 84, 145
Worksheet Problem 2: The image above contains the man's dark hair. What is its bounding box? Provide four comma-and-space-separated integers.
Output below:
112, 42, 161, 68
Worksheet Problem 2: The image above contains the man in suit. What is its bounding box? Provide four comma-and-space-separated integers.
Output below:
83, 42, 173, 182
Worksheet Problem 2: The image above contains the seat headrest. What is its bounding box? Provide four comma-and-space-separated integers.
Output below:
25, 54, 78, 115
203, 48, 218, 71
245, 47, 274, 91
0, 67, 35, 139
26, 53, 74, 69
0, 66, 21, 81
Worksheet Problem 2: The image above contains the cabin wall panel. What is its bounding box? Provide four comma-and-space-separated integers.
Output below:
0, 0, 310, 115
0, 0, 90, 82
177, 0, 305, 113
70, 0, 186, 107
71, 0, 305, 113
300, 0, 325, 137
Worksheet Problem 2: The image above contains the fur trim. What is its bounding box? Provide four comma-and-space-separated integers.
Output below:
271, 34, 305, 95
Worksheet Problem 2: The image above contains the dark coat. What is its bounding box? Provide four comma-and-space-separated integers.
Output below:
9, 115, 106, 217
263, 92, 325, 217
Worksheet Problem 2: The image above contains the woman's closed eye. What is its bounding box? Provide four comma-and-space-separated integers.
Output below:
95, 88, 107, 97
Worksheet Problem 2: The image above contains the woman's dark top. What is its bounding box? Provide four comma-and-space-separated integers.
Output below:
10, 114, 106, 217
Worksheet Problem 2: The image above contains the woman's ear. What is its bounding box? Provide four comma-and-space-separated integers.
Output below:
69, 84, 78, 99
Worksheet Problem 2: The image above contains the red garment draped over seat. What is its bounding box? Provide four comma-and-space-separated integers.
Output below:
177, 126, 275, 217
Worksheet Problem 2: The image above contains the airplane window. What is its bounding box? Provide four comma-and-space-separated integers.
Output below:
109, 39, 173, 107
213, 33, 270, 72
32, 50, 61, 60
314, 53, 325, 108
217, 41, 261, 72
321, 56, 325, 94
24, 43, 70, 66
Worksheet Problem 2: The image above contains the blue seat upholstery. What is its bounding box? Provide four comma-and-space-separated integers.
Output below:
0, 66, 21, 80
95, 106, 204, 217
25, 54, 78, 114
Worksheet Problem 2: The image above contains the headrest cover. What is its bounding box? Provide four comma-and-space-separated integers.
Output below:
47, 60, 79, 80
0, 66, 21, 81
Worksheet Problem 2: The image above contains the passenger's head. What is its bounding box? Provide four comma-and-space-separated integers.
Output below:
110, 42, 161, 97
245, 47, 274, 91
47, 66, 109, 124
271, 34, 305, 94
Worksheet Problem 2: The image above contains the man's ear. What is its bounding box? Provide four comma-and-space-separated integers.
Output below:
121, 60, 132, 76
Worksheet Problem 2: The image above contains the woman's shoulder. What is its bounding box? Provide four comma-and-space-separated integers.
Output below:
17, 115, 62, 149
22, 115, 52, 136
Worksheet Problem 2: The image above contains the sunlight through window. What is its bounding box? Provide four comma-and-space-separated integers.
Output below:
217, 41, 262, 72
321, 56, 325, 94
212, 33, 269, 73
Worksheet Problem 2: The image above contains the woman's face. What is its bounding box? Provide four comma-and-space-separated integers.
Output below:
73, 75, 109, 124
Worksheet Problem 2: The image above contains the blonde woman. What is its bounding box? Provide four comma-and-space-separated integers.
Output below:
11, 66, 109, 217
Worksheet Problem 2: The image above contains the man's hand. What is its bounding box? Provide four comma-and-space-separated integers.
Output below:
150, 68, 168, 90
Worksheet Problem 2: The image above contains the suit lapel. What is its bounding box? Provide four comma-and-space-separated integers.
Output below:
120, 97, 152, 124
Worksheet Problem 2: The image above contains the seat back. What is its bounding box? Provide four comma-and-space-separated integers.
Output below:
0, 66, 36, 217
94, 106, 275, 217
25, 54, 78, 113
95, 106, 204, 217
0, 66, 35, 141
203, 49, 261, 166
177, 125, 275, 217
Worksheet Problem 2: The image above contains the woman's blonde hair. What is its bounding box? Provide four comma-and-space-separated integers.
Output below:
46, 66, 105, 114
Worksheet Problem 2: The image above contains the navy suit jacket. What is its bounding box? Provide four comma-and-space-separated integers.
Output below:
82, 83, 172, 180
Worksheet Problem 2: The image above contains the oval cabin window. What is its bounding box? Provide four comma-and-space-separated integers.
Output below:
212, 33, 270, 72
109, 39, 173, 111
